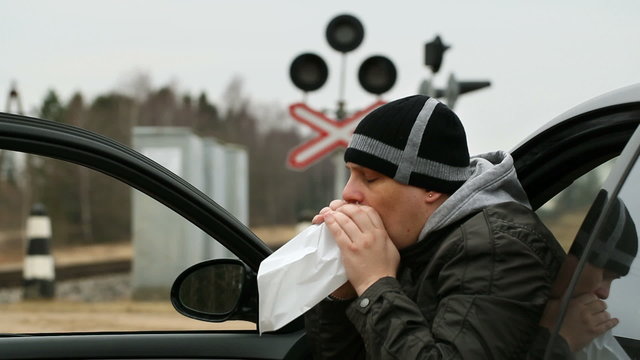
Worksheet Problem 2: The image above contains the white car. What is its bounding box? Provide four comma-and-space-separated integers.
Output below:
1, 84, 639, 359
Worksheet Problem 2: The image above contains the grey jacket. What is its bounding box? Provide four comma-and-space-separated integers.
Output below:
305, 151, 566, 359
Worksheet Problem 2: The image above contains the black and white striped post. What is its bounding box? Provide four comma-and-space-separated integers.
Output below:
23, 203, 55, 299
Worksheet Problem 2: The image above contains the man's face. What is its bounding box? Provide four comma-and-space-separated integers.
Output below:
550, 254, 620, 300
341, 162, 443, 249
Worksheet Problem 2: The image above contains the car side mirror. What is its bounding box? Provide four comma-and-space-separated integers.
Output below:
170, 258, 257, 323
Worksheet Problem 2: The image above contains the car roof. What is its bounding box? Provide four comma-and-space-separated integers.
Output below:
513, 83, 640, 151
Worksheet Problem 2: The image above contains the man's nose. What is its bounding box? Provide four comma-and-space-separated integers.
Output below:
342, 175, 364, 203
594, 281, 612, 300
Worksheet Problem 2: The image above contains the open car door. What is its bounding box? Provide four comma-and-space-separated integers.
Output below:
542, 124, 640, 359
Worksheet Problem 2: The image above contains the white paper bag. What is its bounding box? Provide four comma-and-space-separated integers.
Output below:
257, 223, 347, 333
576, 330, 631, 360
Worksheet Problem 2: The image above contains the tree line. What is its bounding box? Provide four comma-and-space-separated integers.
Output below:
0, 78, 336, 246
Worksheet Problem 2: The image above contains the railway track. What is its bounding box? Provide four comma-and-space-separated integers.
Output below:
0, 259, 131, 288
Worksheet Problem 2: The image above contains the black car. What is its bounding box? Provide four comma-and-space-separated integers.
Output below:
1, 84, 640, 359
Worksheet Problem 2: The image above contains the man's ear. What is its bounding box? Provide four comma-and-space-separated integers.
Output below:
425, 191, 445, 204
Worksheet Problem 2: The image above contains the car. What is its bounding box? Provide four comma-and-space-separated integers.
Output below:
1, 83, 640, 359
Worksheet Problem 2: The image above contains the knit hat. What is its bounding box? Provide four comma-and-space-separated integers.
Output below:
569, 189, 638, 276
345, 95, 472, 194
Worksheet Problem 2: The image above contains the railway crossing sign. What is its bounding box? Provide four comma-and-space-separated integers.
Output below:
287, 100, 385, 169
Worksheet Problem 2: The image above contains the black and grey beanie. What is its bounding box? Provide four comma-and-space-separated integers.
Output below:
345, 95, 472, 194
569, 189, 638, 276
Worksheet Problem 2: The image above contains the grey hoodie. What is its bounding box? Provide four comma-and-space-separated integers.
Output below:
419, 150, 531, 240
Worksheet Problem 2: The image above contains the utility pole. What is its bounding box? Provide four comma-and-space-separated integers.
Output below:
5, 81, 24, 115
2, 81, 31, 258
1, 82, 25, 183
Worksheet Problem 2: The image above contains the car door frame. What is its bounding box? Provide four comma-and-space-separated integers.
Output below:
0, 112, 309, 360
513, 102, 640, 210
542, 122, 640, 359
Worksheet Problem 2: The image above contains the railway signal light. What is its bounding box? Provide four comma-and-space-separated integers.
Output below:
358, 55, 397, 95
289, 14, 396, 100
424, 35, 449, 74
289, 53, 329, 93
445, 74, 491, 109
420, 35, 491, 108
325, 14, 365, 53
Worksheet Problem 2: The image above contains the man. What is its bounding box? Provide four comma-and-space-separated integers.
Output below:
304, 95, 565, 359
529, 191, 637, 359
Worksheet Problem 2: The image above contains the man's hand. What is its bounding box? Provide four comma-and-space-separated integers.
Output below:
312, 199, 347, 224
540, 293, 619, 352
324, 204, 400, 296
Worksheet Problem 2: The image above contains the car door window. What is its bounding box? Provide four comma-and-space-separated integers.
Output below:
536, 159, 616, 251
0, 151, 255, 333
606, 159, 640, 356
544, 134, 640, 358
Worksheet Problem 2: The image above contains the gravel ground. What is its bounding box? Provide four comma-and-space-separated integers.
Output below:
0, 227, 295, 333
1, 273, 131, 303
1, 274, 255, 332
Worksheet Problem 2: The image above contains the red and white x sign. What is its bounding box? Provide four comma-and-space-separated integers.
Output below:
287, 100, 385, 169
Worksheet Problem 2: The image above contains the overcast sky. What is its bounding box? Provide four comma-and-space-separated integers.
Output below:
2, 0, 639, 154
